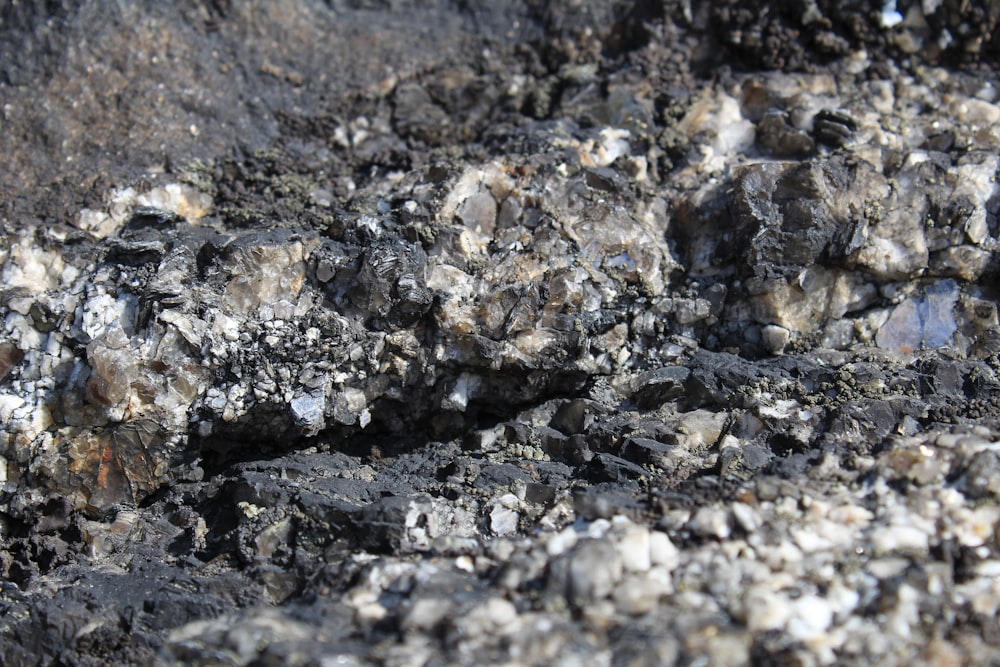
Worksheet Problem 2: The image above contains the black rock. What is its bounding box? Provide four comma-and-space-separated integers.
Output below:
632, 366, 691, 409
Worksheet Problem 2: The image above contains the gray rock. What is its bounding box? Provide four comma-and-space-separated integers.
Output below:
3, 2, 1000, 666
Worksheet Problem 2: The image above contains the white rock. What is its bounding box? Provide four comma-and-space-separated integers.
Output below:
786, 594, 834, 641
613, 575, 663, 615
441, 373, 473, 412
480, 597, 517, 628
884, 583, 920, 639
679, 93, 755, 174
731, 502, 760, 533
952, 505, 1000, 547
2, 241, 67, 292
879, 0, 904, 28
827, 503, 873, 528
0, 394, 26, 425
401, 597, 452, 632
743, 588, 791, 632
871, 523, 929, 555
546, 526, 579, 557
974, 560, 1000, 577
616, 523, 651, 572
593, 128, 632, 167
826, 581, 860, 620
649, 530, 680, 570
568, 539, 623, 604
957, 575, 1000, 616
689, 507, 731, 539
489, 506, 519, 536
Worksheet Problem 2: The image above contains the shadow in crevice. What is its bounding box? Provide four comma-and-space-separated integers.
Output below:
191, 366, 592, 478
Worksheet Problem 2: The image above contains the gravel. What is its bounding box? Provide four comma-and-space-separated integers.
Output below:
2, 1, 1000, 665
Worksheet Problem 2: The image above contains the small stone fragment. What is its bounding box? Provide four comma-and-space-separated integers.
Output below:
761, 324, 790, 354
877, 280, 959, 353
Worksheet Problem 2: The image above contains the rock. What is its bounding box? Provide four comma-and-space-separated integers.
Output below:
3, 2, 1000, 666
761, 324, 790, 354
615, 522, 652, 573
613, 574, 667, 615
956, 450, 1000, 500
876, 280, 960, 353
620, 436, 675, 466
812, 109, 858, 148
631, 366, 691, 409
489, 505, 520, 536
756, 109, 815, 157
564, 538, 624, 607
688, 507, 732, 540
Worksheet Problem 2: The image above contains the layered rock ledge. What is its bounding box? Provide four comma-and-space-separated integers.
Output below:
2, 2, 1000, 665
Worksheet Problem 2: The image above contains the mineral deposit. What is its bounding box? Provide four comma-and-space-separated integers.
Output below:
2, 1, 1000, 666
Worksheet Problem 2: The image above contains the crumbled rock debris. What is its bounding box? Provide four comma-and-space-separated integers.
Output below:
2, 1, 1000, 665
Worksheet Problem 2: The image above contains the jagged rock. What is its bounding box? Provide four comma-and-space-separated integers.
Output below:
3, 2, 1000, 666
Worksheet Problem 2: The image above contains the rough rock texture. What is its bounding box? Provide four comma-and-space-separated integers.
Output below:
3, 1, 1000, 665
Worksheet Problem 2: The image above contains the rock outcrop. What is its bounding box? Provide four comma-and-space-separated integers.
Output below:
2, 2, 1000, 665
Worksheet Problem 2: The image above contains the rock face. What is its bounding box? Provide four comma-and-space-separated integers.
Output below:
3, 1, 1000, 665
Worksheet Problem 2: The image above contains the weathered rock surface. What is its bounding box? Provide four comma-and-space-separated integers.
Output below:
2, 1, 1000, 665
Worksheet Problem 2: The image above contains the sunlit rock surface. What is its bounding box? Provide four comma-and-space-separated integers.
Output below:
2, 1, 1000, 666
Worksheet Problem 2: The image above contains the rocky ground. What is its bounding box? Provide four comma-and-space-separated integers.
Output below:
2, 1, 1000, 665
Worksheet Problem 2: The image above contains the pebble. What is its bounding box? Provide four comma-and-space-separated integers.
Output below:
785, 594, 834, 641
489, 505, 520, 536
649, 531, 681, 570
689, 507, 732, 540
567, 539, 623, 606
615, 523, 651, 572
